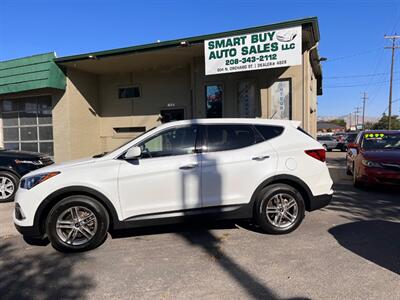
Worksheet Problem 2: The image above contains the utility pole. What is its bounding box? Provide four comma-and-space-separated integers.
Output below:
354, 107, 362, 131
349, 113, 352, 130
384, 34, 400, 130
361, 92, 368, 130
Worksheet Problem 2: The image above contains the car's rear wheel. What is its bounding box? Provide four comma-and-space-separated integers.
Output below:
255, 183, 305, 234
46, 195, 109, 252
0, 171, 19, 203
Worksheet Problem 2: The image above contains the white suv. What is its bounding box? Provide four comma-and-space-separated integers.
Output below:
14, 119, 333, 252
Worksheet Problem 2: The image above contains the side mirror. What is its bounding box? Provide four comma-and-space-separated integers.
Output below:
348, 143, 358, 149
348, 143, 359, 154
124, 146, 142, 160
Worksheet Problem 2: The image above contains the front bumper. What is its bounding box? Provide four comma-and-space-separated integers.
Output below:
358, 166, 400, 185
14, 223, 43, 238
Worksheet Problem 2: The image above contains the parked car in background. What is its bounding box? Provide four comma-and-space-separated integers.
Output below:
346, 130, 400, 187
336, 132, 358, 152
317, 135, 338, 151
14, 118, 333, 252
0, 149, 53, 202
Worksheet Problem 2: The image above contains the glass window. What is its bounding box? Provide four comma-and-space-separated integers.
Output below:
255, 125, 284, 140
238, 81, 257, 118
4, 128, 19, 141
271, 79, 291, 120
39, 142, 54, 156
39, 126, 53, 140
20, 112, 37, 125
206, 85, 223, 118
20, 127, 38, 141
118, 86, 141, 99
205, 124, 258, 152
137, 126, 197, 158
4, 143, 19, 150
2, 112, 18, 126
1, 96, 53, 156
21, 142, 38, 152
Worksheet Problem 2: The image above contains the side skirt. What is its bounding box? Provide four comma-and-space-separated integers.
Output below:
112, 204, 253, 230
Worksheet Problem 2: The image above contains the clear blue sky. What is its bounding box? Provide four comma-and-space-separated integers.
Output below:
1, 0, 400, 118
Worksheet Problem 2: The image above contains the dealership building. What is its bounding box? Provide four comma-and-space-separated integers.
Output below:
0, 17, 323, 162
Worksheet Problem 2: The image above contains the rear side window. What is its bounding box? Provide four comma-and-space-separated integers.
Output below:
205, 124, 259, 152
255, 125, 284, 141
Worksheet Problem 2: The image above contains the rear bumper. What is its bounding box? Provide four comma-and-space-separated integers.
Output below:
309, 192, 333, 211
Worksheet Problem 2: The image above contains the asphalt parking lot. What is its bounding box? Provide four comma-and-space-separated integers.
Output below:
0, 151, 399, 299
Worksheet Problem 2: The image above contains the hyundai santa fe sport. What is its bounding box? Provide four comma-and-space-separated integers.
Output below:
14, 119, 333, 252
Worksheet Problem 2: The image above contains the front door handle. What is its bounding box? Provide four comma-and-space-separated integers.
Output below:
252, 155, 270, 161
179, 163, 198, 170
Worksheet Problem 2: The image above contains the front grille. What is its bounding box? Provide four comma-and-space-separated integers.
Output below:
377, 177, 400, 185
15, 203, 25, 220
381, 163, 400, 172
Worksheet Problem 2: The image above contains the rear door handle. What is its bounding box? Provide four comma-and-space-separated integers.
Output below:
252, 155, 270, 161
179, 163, 198, 170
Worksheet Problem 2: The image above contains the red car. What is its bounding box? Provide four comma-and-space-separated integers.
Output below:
346, 130, 400, 187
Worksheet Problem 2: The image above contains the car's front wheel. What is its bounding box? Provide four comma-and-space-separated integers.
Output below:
0, 171, 19, 203
46, 195, 109, 252
255, 183, 305, 234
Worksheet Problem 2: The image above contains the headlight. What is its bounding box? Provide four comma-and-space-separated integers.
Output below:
15, 159, 43, 166
20, 172, 60, 190
361, 160, 382, 168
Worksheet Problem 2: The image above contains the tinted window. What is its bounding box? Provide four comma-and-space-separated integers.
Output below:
255, 125, 284, 140
118, 86, 141, 98
205, 124, 258, 152
138, 126, 197, 158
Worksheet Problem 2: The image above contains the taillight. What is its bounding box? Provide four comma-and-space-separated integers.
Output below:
305, 149, 326, 162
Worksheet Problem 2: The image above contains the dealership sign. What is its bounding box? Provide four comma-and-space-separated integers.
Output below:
204, 26, 302, 75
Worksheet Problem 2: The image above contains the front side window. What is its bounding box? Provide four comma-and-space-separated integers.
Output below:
205, 124, 259, 152
1, 96, 53, 156
138, 126, 197, 158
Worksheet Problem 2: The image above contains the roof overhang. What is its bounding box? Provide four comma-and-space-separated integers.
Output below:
55, 17, 322, 93
0, 53, 66, 96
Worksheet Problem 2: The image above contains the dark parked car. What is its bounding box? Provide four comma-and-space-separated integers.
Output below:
0, 149, 53, 202
346, 130, 400, 187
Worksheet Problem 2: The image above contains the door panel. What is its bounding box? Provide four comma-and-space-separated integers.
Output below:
118, 154, 202, 219
118, 125, 202, 219
201, 125, 278, 208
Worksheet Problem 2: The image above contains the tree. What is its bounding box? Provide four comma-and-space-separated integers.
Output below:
372, 113, 400, 130
329, 118, 346, 127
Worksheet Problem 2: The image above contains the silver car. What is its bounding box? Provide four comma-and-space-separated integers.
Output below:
317, 135, 338, 151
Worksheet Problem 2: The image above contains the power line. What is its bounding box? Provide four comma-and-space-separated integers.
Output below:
324, 48, 381, 63
324, 71, 399, 79
325, 78, 400, 88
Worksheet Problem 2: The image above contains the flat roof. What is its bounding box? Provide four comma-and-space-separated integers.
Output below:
55, 17, 320, 63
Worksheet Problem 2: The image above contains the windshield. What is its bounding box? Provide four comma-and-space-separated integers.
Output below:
93, 127, 157, 158
361, 132, 400, 150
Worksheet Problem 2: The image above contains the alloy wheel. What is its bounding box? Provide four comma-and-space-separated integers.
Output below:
0, 176, 15, 200
56, 206, 98, 246
266, 193, 298, 228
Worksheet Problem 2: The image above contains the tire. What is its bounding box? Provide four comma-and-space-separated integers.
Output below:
346, 158, 352, 175
0, 171, 19, 203
255, 183, 305, 234
352, 164, 363, 188
46, 195, 109, 252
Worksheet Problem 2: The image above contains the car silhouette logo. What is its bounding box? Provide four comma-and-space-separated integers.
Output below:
277, 31, 297, 42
